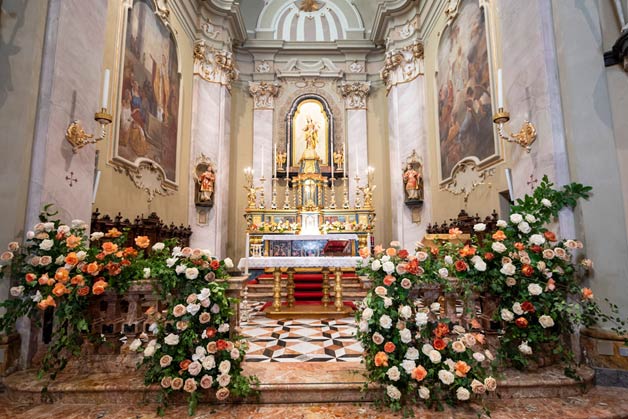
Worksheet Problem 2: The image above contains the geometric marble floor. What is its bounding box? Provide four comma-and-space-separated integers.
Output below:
240, 302, 363, 362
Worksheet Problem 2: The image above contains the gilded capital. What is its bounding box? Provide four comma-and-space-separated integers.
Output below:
248, 81, 281, 109
339, 81, 371, 110
193, 40, 239, 90
380, 41, 424, 93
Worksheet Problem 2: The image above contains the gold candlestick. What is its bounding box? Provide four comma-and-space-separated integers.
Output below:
258, 176, 266, 209
271, 177, 278, 209
342, 177, 350, 209
328, 178, 337, 209
283, 177, 291, 209
492, 107, 537, 152
354, 175, 362, 209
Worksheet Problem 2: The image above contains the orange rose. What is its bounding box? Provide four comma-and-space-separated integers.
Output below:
134, 236, 150, 249
514, 242, 525, 251
374, 351, 389, 367
70, 275, 85, 286
448, 228, 462, 238
434, 322, 449, 338
473, 333, 485, 345
52, 283, 68, 297
433, 338, 447, 351
398, 249, 409, 259
411, 365, 427, 381
492, 230, 507, 241
179, 359, 191, 371
454, 360, 471, 377
65, 252, 79, 266
115, 251, 123, 258
123, 247, 138, 257
205, 327, 217, 339
430, 247, 440, 256
105, 228, 122, 238
210, 260, 220, 270
101, 242, 118, 255
216, 339, 228, 351
406, 258, 420, 275
37, 295, 56, 310
86, 261, 101, 276
521, 264, 534, 277
384, 341, 396, 353
106, 262, 121, 276
383, 275, 395, 286
582, 288, 594, 300
454, 260, 468, 272
54, 268, 69, 283
25, 273, 36, 283
544, 231, 557, 242
65, 234, 82, 249
386, 247, 397, 257
515, 317, 528, 328
484, 252, 494, 261
358, 247, 370, 258
459, 245, 476, 258
92, 279, 108, 295
77, 286, 90, 296
38, 274, 52, 286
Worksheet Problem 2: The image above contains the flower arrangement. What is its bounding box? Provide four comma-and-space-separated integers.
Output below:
356, 243, 495, 413
320, 220, 371, 233
250, 221, 300, 233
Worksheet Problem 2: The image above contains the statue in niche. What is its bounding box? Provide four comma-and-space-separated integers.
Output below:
403, 150, 423, 203
298, 115, 321, 174
194, 158, 215, 207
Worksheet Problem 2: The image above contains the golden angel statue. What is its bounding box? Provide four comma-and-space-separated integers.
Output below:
359, 184, 376, 209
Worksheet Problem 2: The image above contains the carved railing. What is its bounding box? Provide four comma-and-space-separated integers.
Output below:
91, 209, 192, 248
426, 209, 499, 235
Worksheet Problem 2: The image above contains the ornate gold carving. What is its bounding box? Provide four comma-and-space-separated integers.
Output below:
193, 40, 238, 90
380, 41, 424, 93
248, 81, 281, 109
492, 109, 537, 153
339, 81, 371, 110
299, 0, 323, 12
65, 108, 112, 154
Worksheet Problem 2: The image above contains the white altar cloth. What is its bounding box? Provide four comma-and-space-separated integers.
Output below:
261, 234, 358, 241
237, 256, 362, 270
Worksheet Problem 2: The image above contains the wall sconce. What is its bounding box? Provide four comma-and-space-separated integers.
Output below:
492, 69, 537, 153
66, 69, 113, 153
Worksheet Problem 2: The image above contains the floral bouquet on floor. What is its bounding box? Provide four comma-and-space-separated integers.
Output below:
356, 243, 495, 413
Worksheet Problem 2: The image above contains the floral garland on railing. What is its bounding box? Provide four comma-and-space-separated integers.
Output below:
320, 220, 371, 233
0, 205, 256, 415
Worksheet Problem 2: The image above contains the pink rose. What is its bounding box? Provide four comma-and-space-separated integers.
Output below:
206, 341, 217, 354
171, 377, 183, 390
39, 255, 52, 266
400, 278, 412, 289
216, 387, 230, 401
199, 312, 211, 324
181, 247, 192, 257
200, 374, 213, 389
183, 378, 197, 393
160, 376, 172, 388
186, 293, 198, 304
172, 304, 186, 317
188, 361, 202, 376
159, 355, 172, 368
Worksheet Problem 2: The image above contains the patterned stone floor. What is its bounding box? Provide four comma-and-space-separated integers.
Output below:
240, 302, 363, 362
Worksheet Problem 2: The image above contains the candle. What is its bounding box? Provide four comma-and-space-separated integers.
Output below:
101, 69, 110, 109
286, 141, 290, 178
274, 144, 277, 178
261, 148, 265, 179
245, 233, 250, 276
497, 68, 503, 109
343, 144, 346, 174
505, 168, 514, 202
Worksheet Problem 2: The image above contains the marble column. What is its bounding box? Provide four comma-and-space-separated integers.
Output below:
340, 82, 370, 205
249, 82, 280, 207
381, 43, 430, 249
189, 41, 237, 257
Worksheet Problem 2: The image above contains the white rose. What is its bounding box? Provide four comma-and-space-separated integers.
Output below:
43, 222, 55, 232
218, 323, 230, 333
39, 239, 54, 251
175, 264, 186, 274
386, 366, 401, 381
381, 255, 390, 263
415, 311, 428, 327
371, 260, 381, 271
217, 373, 231, 387
430, 302, 441, 313
438, 369, 455, 385
422, 344, 434, 356
518, 341, 533, 355
474, 260, 487, 272
143, 268, 151, 279
164, 333, 180, 346
55, 255, 65, 265
185, 267, 199, 280
525, 214, 537, 223
9, 286, 24, 297
456, 387, 471, 401
76, 250, 87, 261
512, 302, 524, 315
359, 320, 369, 332
418, 386, 430, 399
401, 359, 416, 375
57, 225, 70, 235
197, 288, 211, 301
429, 350, 442, 364
528, 283, 543, 296
541, 198, 552, 207
202, 355, 216, 370
219, 360, 231, 374
500, 309, 514, 322
383, 297, 393, 308
518, 221, 531, 234
362, 307, 373, 321
452, 340, 466, 353
529, 234, 546, 246
143, 345, 156, 357
186, 303, 201, 316
224, 257, 234, 269
416, 251, 428, 261
538, 315, 555, 328
438, 268, 449, 278
399, 305, 412, 320
405, 347, 420, 360
90, 232, 104, 241
374, 286, 387, 297
129, 338, 142, 351
444, 255, 454, 265
496, 219, 507, 228
379, 315, 392, 329
492, 242, 507, 253
382, 261, 395, 274
26, 231, 35, 240
473, 223, 486, 232
31, 291, 42, 303
473, 352, 486, 362
399, 328, 412, 344
510, 214, 523, 224
500, 263, 516, 276
386, 385, 401, 400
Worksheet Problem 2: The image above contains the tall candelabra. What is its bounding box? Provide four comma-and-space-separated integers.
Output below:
283, 178, 291, 209
271, 177, 278, 209
328, 178, 337, 209
342, 177, 350, 209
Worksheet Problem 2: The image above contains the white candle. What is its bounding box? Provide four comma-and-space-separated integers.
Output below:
274, 144, 277, 178
497, 68, 504, 109
286, 141, 290, 178
261, 149, 264, 178
505, 168, 514, 202
343, 144, 346, 174
245, 233, 250, 276
101, 69, 110, 109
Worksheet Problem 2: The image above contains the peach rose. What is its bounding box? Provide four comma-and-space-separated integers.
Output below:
459, 245, 476, 257
514, 242, 525, 251
101, 242, 118, 255
8, 242, 19, 252
52, 283, 68, 297
411, 365, 427, 382
160, 376, 172, 388
105, 228, 122, 238
492, 230, 507, 241
38, 274, 51, 286
582, 287, 594, 300
386, 247, 397, 257
171, 377, 183, 390
37, 295, 56, 310
383, 275, 395, 286
206, 341, 217, 354
39, 255, 52, 266
358, 247, 371, 258
77, 286, 90, 297
92, 279, 108, 295
86, 261, 100, 276
171, 304, 186, 317
200, 374, 213, 389
70, 274, 85, 286
199, 312, 211, 324
64, 252, 79, 266
216, 387, 230, 401
134, 236, 150, 249
176, 321, 189, 331
25, 273, 37, 283
454, 360, 471, 377
55, 268, 69, 283
65, 234, 81, 249
181, 247, 192, 257
160, 355, 173, 368
374, 351, 389, 367
374, 244, 383, 255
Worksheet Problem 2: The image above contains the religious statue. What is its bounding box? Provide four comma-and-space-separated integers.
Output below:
244, 184, 261, 209
276, 151, 287, 172
299, 0, 322, 12
333, 149, 344, 172
198, 168, 215, 202
194, 158, 216, 207
359, 184, 376, 209
298, 115, 321, 174
403, 162, 422, 201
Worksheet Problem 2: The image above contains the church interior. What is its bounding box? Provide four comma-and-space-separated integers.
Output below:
1, 0, 628, 417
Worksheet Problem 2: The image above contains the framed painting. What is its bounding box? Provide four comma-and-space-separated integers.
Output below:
436, 0, 499, 184
113, 0, 181, 189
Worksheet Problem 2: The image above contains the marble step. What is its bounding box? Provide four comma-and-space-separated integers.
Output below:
2, 362, 595, 407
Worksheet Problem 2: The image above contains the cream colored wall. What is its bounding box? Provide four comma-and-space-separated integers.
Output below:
227, 84, 254, 261
367, 83, 393, 246
421, 2, 509, 224
92, 1, 195, 225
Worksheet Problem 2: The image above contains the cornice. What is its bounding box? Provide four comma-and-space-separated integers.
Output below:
371, 0, 419, 46
200, 0, 247, 45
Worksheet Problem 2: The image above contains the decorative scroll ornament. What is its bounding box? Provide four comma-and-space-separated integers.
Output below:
277, 58, 343, 79
380, 41, 424, 93
339, 82, 371, 110
349, 61, 364, 73
441, 159, 494, 203
124, 160, 175, 202
193, 40, 239, 90
256, 61, 271, 73
248, 81, 281, 109
444, 0, 462, 25
200, 16, 221, 40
